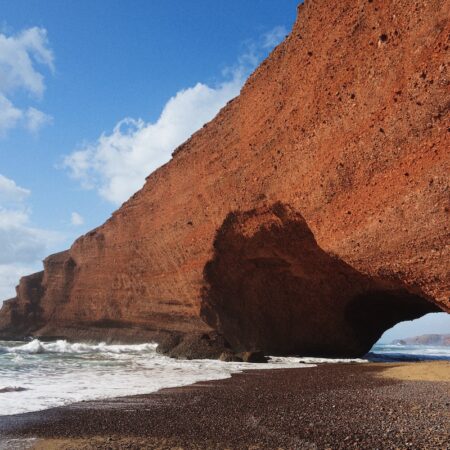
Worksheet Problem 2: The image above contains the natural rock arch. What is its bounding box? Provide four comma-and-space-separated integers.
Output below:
201, 203, 440, 357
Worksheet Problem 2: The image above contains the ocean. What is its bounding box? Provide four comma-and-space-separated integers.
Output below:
0, 339, 448, 417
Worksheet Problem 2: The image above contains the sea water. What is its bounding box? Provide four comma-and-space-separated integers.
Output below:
0, 339, 448, 416
369, 342, 450, 362
0, 339, 317, 416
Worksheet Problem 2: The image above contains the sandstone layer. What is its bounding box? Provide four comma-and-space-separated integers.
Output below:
1, 0, 449, 356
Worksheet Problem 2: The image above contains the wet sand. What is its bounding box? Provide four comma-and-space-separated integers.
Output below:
0, 362, 449, 449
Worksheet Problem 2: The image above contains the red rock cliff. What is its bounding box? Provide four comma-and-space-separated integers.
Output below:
1, 0, 449, 356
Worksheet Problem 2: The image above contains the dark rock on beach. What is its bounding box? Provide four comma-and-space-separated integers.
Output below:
237, 351, 269, 363
156, 332, 231, 360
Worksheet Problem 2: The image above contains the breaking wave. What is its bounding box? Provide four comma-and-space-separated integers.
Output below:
0, 339, 157, 355
0, 339, 316, 416
0, 386, 28, 394
1, 339, 448, 416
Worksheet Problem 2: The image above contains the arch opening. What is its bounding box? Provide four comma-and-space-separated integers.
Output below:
375, 312, 450, 346
201, 203, 442, 358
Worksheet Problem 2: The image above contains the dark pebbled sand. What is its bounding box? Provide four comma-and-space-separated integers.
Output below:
0, 364, 449, 449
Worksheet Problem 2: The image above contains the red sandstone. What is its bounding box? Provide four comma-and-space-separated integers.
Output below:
1, 0, 449, 356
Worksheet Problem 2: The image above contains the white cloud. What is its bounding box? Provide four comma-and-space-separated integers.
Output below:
0, 174, 30, 203
0, 174, 62, 301
70, 212, 84, 226
64, 79, 242, 204
0, 27, 54, 97
0, 26, 54, 135
0, 206, 60, 265
262, 26, 288, 49
0, 263, 36, 301
0, 94, 23, 136
25, 107, 53, 133
64, 27, 287, 205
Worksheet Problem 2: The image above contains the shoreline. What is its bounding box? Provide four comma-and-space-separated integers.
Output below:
1, 361, 449, 449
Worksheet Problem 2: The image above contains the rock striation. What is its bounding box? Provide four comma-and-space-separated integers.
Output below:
1, 0, 449, 356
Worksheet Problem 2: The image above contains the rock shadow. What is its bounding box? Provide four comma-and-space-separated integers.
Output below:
201, 203, 439, 357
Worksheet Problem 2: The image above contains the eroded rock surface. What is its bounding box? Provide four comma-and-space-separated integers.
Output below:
201, 203, 439, 356
1, 0, 448, 356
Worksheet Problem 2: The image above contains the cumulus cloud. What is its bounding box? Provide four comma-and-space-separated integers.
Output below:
70, 212, 84, 226
0, 174, 62, 301
0, 174, 30, 203
0, 27, 54, 135
0, 94, 23, 135
0, 27, 54, 97
64, 80, 242, 204
64, 27, 287, 205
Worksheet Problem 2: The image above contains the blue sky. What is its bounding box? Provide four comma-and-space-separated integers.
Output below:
0, 0, 447, 341
0, 0, 297, 233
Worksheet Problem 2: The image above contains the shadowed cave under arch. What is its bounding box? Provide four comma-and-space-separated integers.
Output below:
200, 203, 441, 357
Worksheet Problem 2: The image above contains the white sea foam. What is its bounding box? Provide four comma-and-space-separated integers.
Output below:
0, 339, 316, 416
0, 386, 27, 393
372, 343, 450, 357
0, 340, 448, 416
0, 339, 158, 355
368, 343, 450, 361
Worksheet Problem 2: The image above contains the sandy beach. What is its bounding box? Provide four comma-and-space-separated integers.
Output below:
0, 361, 448, 449
375, 361, 450, 383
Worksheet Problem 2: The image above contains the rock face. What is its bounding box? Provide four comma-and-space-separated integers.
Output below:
0, 0, 449, 356
201, 203, 439, 356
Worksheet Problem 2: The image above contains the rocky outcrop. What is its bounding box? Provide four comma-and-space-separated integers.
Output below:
0, 271, 44, 339
1, 0, 449, 356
